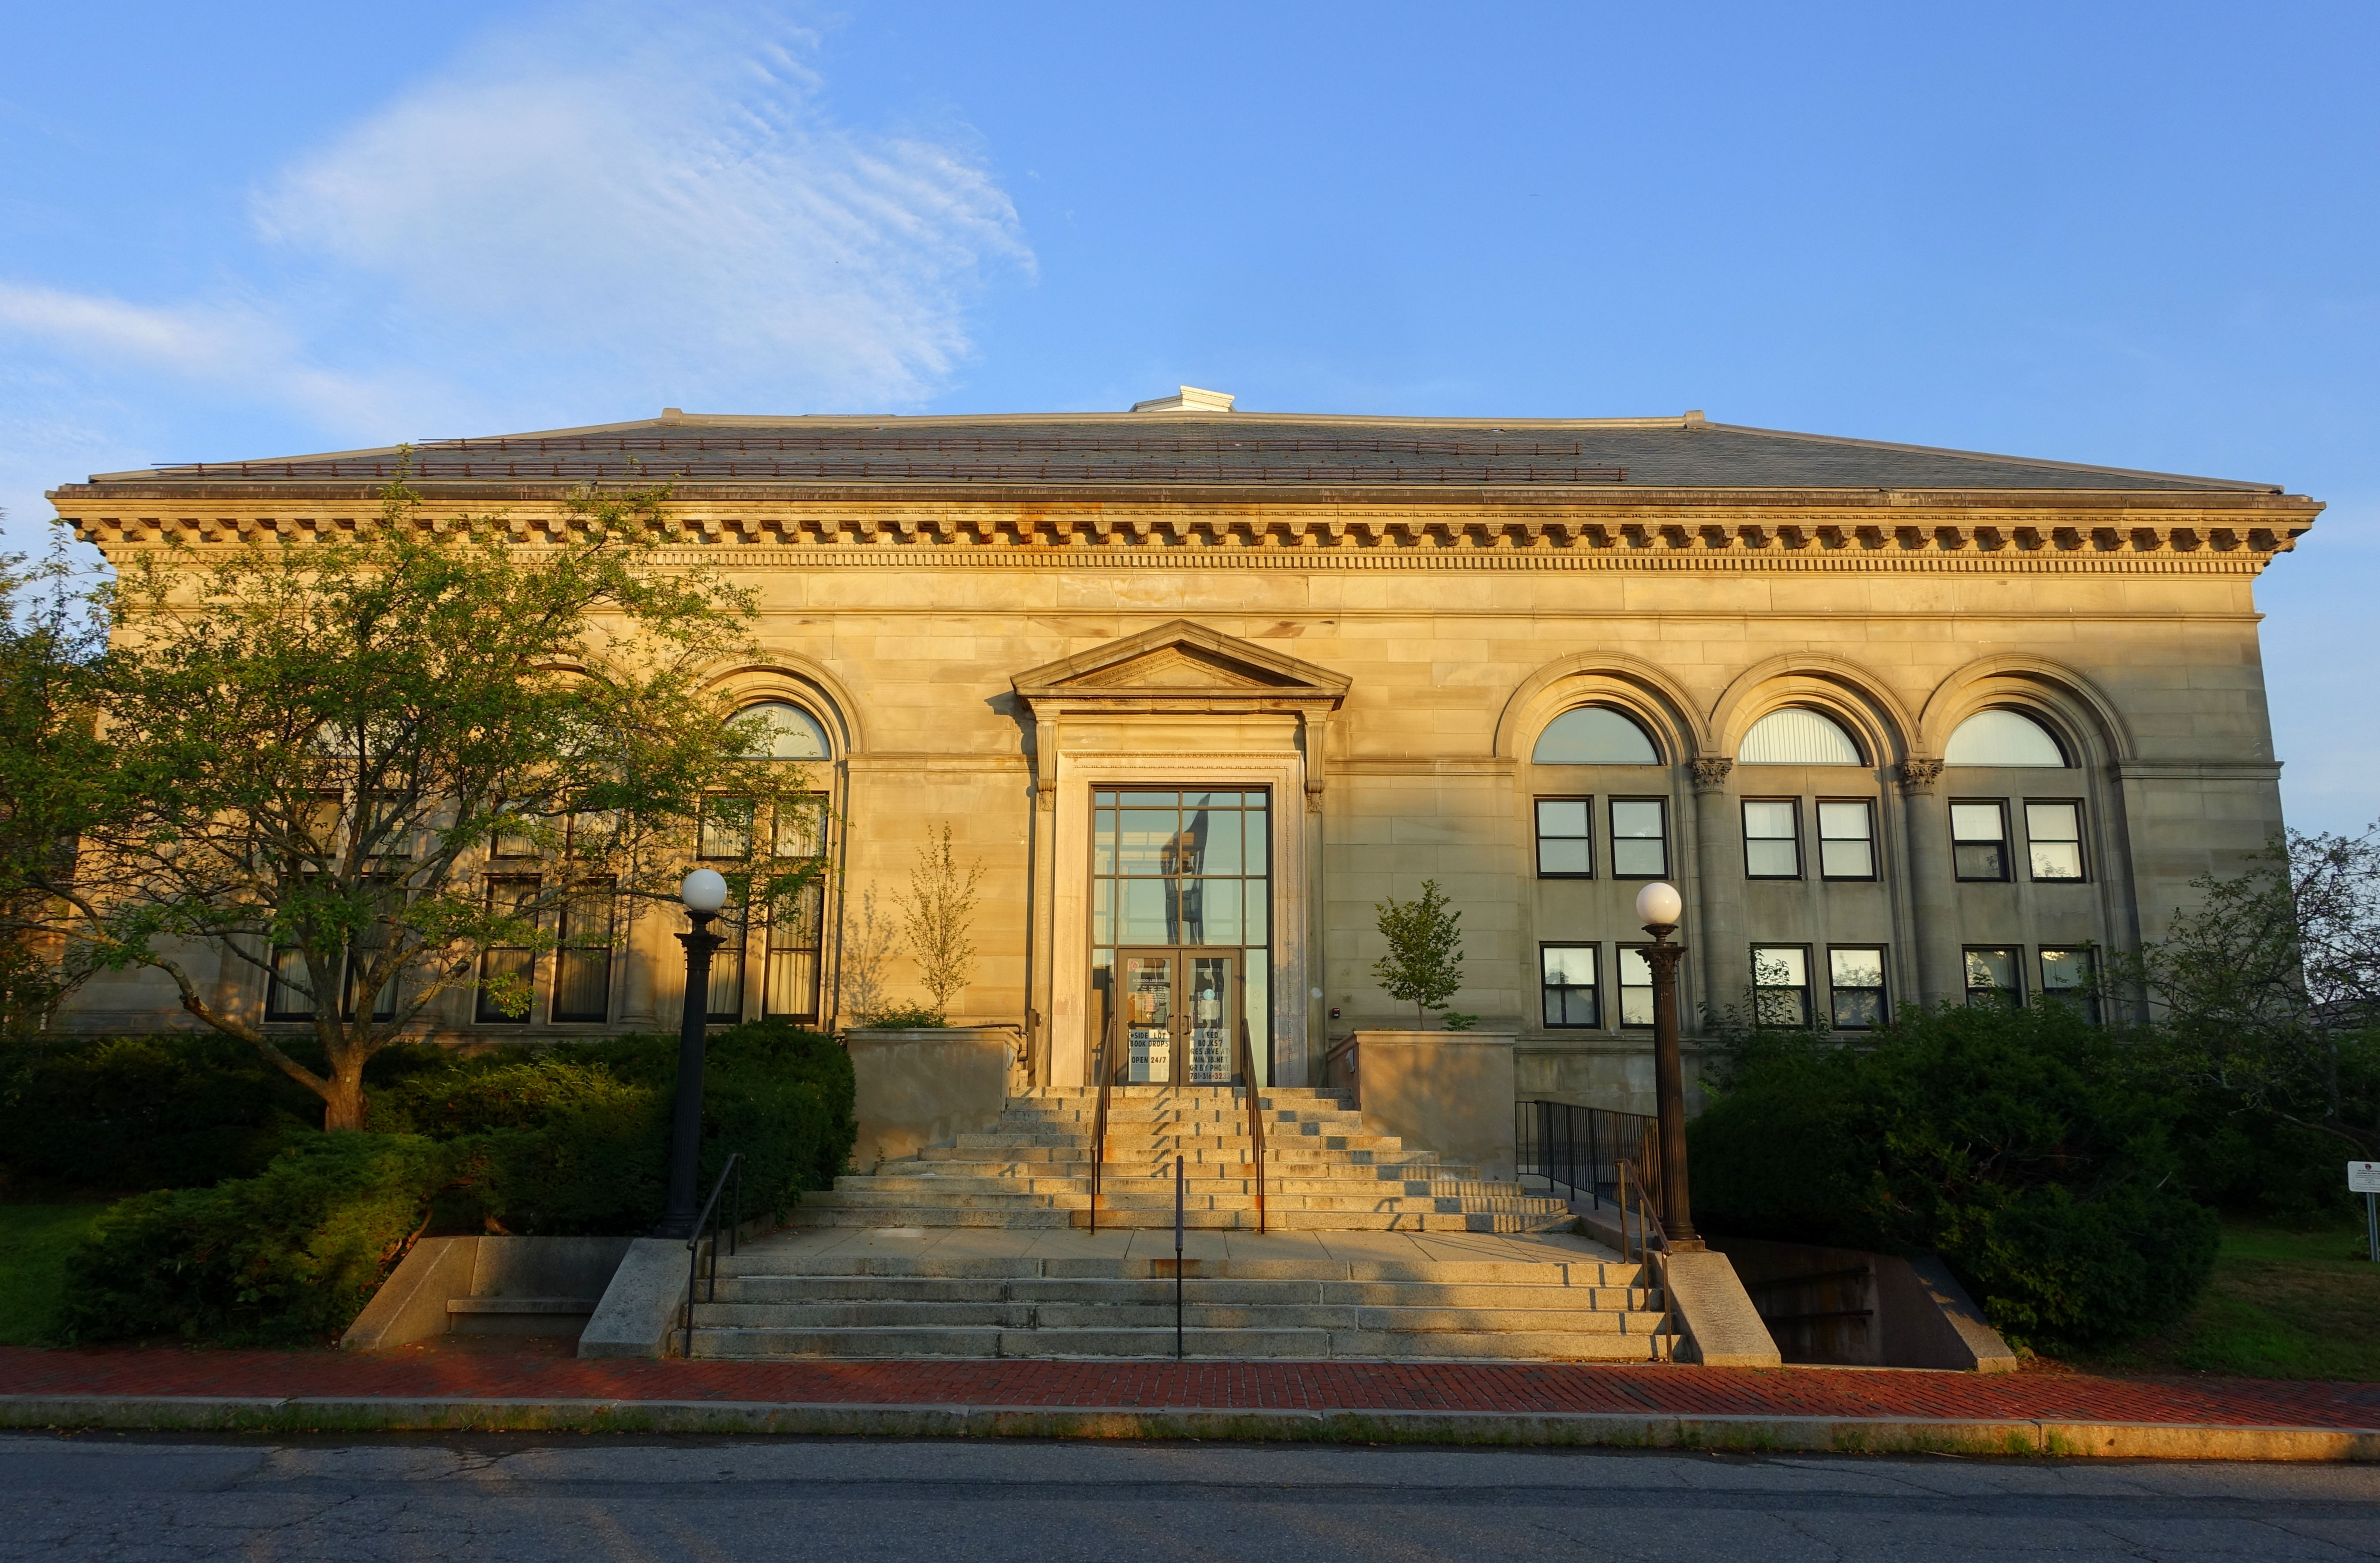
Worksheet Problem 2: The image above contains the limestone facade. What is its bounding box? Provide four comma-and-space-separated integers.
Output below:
50, 405, 2320, 1115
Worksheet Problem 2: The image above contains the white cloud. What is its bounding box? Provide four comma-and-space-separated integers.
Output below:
0, 1, 1030, 455
251, 2, 1030, 413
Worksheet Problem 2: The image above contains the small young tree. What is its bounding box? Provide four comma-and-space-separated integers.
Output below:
30, 474, 822, 1130
895, 824, 983, 1021
1372, 879, 1465, 1028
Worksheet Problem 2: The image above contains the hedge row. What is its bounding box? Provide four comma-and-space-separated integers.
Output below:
41, 1021, 855, 1345
1688, 1001, 2220, 1350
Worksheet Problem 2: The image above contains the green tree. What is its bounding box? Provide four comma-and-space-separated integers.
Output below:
0, 528, 115, 1034
895, 823, 982, 1021
2118, 827, 2380, 1159
30, 474, 823, 1130
1372, 878, 1465, 1028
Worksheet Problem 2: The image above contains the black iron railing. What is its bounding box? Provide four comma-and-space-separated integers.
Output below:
1515, 1101, 1662, 1214
1088, 1012, 1119, 1233
680, 1151, 744, 1359
1235, 1027, 1268, 1235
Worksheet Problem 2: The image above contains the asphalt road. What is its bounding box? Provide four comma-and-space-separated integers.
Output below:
2, 1433, 2376, 1562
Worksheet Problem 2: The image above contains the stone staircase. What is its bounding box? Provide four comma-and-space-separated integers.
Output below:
792, 1085, 1575, 1232
676, 1085, 1674, 1361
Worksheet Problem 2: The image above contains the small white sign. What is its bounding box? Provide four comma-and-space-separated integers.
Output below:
2351, 1162, 2380, 1194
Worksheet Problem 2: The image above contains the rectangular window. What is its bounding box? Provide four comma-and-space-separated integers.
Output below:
699, 795, 753, 860
566, 809, 618, 859
774, 794, 829, 860
1540, 944, 1600, 1027
1818, 800, 1876, 880
489, 815, 540, 859
550, 879, 615, 1023
707, 895, 748, 1023
2039, 948, 2100, 1023
1964, 946, 2022, 1007
265, 947, 315, 1021
1752, 944, 1812, 1027
1829, 947, 1887, 1029
1609, 798, 1668, 878
1951, 801, 2011, 881
1617, 946, 1655, 1028
475, 876, 541, 1024
1534, 798, 1594, 877
1742, 800, 1801, 879
2025, 801, 2086, 881
763, 879, 826, 1021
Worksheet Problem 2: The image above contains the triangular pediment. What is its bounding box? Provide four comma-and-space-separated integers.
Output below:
1012, 619, 1350, 704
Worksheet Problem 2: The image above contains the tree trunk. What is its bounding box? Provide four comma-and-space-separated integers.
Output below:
322, 1046, 370, 1131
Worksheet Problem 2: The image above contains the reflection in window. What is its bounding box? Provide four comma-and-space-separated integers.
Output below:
1947, 709, 2068, 767
1952, 801, 2011, 881
2026, 802, 2085, 881
1532, 706, 1659, 764
1609, 799, 1668, 878
1743, 800, 1800, 879
1618, 947, 1655, 1028
1752, 945, 1811, 1026
1534, 799, 1593, 876
1965, 947, 2021, 1007
2040, 948, 2100, 1022
1091, 790, 1272, 1079
1829, 947, 1887, 1029
1740, 709, 1863, 765
1818, 800, 1876, 879
1541, 945, 1600, 1027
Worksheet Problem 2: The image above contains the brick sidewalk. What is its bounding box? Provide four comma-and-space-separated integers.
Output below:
4, 1345, 2374, 1431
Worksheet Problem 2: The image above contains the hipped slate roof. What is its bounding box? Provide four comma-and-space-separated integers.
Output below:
61, 410, 2286, 496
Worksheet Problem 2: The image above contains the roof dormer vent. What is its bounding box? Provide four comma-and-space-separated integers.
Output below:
1130, 386, 1236, 413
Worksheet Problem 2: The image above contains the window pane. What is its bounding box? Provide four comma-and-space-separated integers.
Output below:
1120, 879, 1169, 942
1094, 810, 1116, 873
1186, 879, 1242, 943
267, 947, 315, 1020
1819, 838, 1875, 878
1538, 838, 1592, 875
1830, 947, 1884, 988
1951, 803, 2005, 842
1244, 890, 1268, 945
1817, 801, 1872, 840
1752, 946, 1807, 986
1955, 842, 2008, 880
1196, 810, 1243, 875
2030, 842, 2084, 880
1965, 947, 2016, 990
1092, 879, 1113, 945
1536, 799, 1590, 837
1118, 810, 1174, 875
1743, 801, 1796, 838
773, 797, 826, 858
552, 949, 611, 1022
699, 798, 752, 860
475, 949, 534, 1023
2041, 949, 2094, 989
1613, 839, 1666, 876
1542, 945, 1597, 986
1754, 986, 1808, 1027
1612, 800, 1665, 838
1244, 808, 1268, 868
1746, 839, 1798, 877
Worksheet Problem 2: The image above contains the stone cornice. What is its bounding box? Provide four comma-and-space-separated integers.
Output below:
60, 501, 2316, 571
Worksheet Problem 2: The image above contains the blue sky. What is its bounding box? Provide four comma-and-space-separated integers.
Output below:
4, 2, 2374, 832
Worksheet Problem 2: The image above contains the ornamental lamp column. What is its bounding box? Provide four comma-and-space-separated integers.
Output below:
653, 868, 729, 1240
1634, 879, 1702, 1250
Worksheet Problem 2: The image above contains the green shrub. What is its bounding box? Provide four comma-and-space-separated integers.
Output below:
1690, 1002, 2219, 1349
0, 1033, 321, 1193
58, 1134, 450, 1345
849, 1003, 947, 1029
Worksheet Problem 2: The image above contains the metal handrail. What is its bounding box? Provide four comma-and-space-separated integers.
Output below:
1235, 1024, 1267, 1235
1088, 1011, 1118, 1233
680, 1151, 745, 1359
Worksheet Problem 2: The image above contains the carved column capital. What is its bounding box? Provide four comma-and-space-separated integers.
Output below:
1898, 757, 1946, 793
1688, 756, 1735, 792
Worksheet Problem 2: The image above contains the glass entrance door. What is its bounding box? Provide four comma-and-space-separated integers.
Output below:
1113, 948, 1238, 1085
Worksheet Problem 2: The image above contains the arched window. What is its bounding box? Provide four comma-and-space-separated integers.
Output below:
1946, 709, 2069, 767
1532, 706, 1661, 765
730, 701, 831, 759
1740, 708, 1864, 766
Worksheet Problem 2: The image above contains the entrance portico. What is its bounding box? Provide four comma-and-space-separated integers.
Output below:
1012, 621, 1348, 1091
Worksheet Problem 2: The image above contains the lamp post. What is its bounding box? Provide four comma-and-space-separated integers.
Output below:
1634, 880, 1702, 1250
653, 868, 728, 1240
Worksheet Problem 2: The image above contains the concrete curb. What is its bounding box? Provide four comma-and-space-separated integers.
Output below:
1, 1395, 2372, 1460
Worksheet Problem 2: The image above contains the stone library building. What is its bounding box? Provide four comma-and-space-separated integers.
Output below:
53, 388, 2319, 1116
